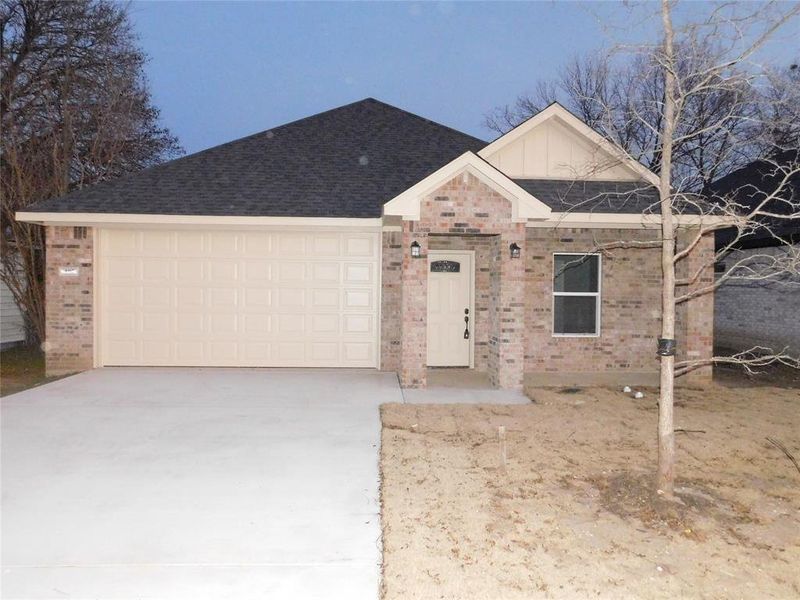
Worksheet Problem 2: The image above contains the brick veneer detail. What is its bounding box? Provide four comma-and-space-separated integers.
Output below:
675, 229, 714, 381
399, 172, 526, 389
45, 226, 94, 375
380, 230, 402, 371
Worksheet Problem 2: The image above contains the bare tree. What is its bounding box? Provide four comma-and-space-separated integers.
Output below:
486, 43, 799, 194
0, 0, 181, 343
498, 1, 800, 497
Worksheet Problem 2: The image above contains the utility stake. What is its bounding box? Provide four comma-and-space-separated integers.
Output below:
498, 425, 507, 468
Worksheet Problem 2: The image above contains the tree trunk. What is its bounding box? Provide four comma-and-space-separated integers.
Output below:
657, 0, 677, 497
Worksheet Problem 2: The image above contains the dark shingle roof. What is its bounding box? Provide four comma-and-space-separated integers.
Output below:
513, 179, 660, 214
710, 151, 800, 249
28, 98, 486, 218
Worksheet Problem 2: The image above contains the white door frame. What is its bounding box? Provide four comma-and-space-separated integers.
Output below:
426, 249, 475, 368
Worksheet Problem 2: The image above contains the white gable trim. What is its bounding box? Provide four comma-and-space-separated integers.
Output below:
382, 152, 552, 222
478, 103, 660, 187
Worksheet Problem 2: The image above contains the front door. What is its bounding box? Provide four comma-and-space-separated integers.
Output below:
427, 251, 473, 367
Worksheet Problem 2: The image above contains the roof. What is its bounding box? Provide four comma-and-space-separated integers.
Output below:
26, 98, 486, 218
514, 179, 660, 214
710, 151, 800, 249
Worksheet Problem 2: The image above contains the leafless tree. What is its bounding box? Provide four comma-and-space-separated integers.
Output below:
486, 42, 799, 195
0, 0, 181, 343
496, 1, 800, 497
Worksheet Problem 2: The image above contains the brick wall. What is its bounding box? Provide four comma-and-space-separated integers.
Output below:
524, 227, 663, 376
380, 230, 402, 371
44, 226, 94, 375
714, 243, 799, 355
397, 172, 526, 389
399, 223, 428, 387
675, 230, 715, 381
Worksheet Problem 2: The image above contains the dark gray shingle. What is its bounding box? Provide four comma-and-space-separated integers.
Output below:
513, 179, 660, 214
27, 98, 486, 218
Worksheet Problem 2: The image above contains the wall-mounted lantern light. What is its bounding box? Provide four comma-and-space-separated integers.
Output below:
410, 241, 421, 258
509, 242, 521, 259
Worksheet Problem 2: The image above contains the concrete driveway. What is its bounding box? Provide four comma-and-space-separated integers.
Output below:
1, 368, 402, 599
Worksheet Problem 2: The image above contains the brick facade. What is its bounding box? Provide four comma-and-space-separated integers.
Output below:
397, 172, 527, 389
675, 230, 715, 381
44, 226, 94, 376
387, 172, 716, 389
38, 203, 715, 388
399, 224, 428, 387
380, 230, 402, 371
714, 243, 800, 355
524, 228, 663, 376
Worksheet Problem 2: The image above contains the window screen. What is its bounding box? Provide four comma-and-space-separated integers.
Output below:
553, 254, 600, 335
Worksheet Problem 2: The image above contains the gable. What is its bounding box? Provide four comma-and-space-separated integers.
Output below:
479, 104, 658, 185
382, 152, 551, 222
483, 116, 639, 180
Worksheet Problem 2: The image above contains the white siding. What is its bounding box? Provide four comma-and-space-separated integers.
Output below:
1, 278, 26, 345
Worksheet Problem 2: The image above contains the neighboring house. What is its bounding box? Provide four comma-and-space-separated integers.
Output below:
17, 99, 719, 388
711, 155, 800, 355
1, 277, 26, 348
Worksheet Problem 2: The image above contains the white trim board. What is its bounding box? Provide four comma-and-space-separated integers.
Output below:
382, 152, 552, 222
16, 212, 383, 230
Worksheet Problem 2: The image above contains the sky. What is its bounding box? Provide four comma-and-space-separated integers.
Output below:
128, 1, 799, 156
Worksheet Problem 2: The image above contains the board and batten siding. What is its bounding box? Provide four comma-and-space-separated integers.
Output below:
1, 277, 26, 346
483, 116, 640, 181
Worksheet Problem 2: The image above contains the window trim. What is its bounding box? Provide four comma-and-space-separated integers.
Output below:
551, 252, 602, 338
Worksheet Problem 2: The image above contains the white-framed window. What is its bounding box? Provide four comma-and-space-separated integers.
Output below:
552, 253, 601, 337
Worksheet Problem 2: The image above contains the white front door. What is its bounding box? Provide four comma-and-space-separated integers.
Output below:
427, 251, 473, 367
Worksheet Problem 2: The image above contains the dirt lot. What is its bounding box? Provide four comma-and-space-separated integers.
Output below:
380, 383, 800, 599
0, 345, 68, 397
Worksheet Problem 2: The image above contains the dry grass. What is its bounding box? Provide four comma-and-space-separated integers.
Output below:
380, 384, 800, 599
0, 345, 51, 397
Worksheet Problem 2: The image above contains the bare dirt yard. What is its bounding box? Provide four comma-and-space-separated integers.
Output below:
380, 382, 800, 599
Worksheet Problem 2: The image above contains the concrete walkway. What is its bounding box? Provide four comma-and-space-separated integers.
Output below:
1, 368, 402, 599
403, 368, 531, 404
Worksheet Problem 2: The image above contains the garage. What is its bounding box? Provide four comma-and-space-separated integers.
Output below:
98, 228, 380, 368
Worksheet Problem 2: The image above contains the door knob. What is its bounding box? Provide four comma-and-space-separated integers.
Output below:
463, 308, 470, 340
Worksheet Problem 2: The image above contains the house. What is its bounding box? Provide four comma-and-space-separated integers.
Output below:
711, 154, 800, 355
17, 99, 718, 389
1, 277, 26, 348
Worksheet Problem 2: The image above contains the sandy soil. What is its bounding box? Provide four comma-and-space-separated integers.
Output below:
380, 384, 800, 599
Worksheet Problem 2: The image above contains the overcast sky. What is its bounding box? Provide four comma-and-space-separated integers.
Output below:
128, 1, 799, 156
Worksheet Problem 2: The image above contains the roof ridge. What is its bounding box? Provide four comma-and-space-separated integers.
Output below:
360, 97, 487, 146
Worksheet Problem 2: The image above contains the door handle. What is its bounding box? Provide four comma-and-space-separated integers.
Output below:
463, 308, 470, 340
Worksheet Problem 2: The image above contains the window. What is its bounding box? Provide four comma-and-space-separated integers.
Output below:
553, 254, 601, 336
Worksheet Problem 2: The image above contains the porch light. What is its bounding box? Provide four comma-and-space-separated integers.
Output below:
410, 241, 421, 258
509, 242, 521, 259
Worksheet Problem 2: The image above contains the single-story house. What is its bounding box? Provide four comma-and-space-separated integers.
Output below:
1, 276, 26, 349
711, 154, 800, 355
18, 99, 718, 389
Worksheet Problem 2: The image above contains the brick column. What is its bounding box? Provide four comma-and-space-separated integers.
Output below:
677, 229, 714, 382
399, 222, 428, 388
488, 228, 526, 390
380, 230, 402, 371
45, 226, 94, 376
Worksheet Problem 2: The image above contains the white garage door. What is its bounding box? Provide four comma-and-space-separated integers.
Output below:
98, 229, 380, 368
